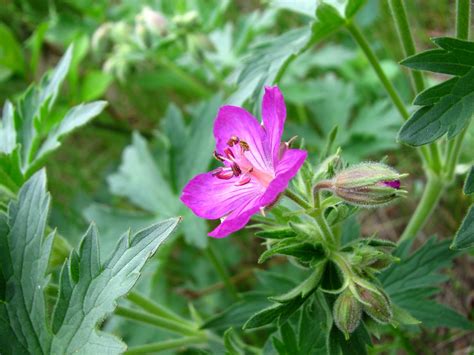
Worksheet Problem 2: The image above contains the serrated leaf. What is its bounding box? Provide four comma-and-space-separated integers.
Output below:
398, 67, 474, 146
451, 205, 474, 250
401, 37, 474, 76
228, 27, 312, 109
464, 166, 474, 195
50, 218, 180, 353
258, 241, 325, 263
0, 170, 52, 354
35, 101, 107, 164
413, 77, 458, 106
255, 227, 297, 239
0, 101, 16, 154
0, 171, 180, 354
269, 263, 325, 303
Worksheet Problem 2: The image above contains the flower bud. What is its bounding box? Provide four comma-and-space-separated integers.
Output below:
352, 246, 398, 271
333, 289, 362, 339
315, 162, 407, 207
138, 6, 167, 36
357, 285, 392, 324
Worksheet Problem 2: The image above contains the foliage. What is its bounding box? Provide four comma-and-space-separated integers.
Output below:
0, 0, 473, 354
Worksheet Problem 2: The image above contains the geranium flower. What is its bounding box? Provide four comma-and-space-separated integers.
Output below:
180, 86, 307, 238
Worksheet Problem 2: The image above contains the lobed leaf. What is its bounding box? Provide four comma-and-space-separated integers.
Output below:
464, 166, 474, 195
451, 205, 474, 250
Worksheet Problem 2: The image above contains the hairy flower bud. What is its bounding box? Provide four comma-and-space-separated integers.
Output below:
357, 285, 392, 324
138, 6, 167, 35
352, 246, 398, 271
333, 289, 362, 339
315, 162, 407, 207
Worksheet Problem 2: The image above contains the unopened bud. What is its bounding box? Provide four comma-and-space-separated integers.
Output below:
357, 286, 392, 324
315, 162, 407, 207
333, 289, 362, 339
139, 7, 167, 35
352, 246, 397, 271
92, 23, 112, 53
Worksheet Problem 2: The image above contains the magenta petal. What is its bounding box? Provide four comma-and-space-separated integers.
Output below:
213, 106, 271, 172
181, 172, 264, 220
208, 194, 263, 238
261, 149, 308, 206
262, 86, 286, 165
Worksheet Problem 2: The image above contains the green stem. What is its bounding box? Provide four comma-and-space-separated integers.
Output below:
205, 243, 240, 301
127, 292, 194, 327
345, 22, 433, 167
115, 306, 201, 337
456, 0, 471, 40
388, 0, 425, 93
444, 0, 471, 178
284, 189, 312, 210
125, 336, 207, 354
398, 176, 444, 243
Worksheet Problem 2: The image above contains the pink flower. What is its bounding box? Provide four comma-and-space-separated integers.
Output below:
180, 86, 307, 238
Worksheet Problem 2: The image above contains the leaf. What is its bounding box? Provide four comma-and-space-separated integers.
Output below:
108, 132, 177, 215
255, 227, 297, 239
258, 241, 325, 263
0, 170, 180, 354
270, 0, 317, 17
398, 67, 474, 146
0, 170, 53, 354
80, 71, 113, 101
401, 37, 474, 76
464, 166, 474, 195
269, 263, 325, 303
0, 100, 16, 154
379, 237, 470, 329
228, 27, 312, 109
451, 205, 474, 250
0, 23, 25, 78
398, 37, 474, 146
50, 218, 180, 353
34, 101, 107, 164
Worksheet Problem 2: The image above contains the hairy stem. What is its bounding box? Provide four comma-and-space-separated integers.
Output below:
205, 243, 241, 301
115, 306, 202, 337
399, 176, 444, 243
345, 22, 434, 167
388, 0, 425, 93
125, 336, 207, 354
127, 291, 194, 327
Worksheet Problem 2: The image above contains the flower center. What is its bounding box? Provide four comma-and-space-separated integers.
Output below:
212, 136, 273, 187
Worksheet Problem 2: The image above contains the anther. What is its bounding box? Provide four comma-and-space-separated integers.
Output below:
235, 174, 251, 186
227, 136, 240, 146
213, 151, 224, 162
239, 140, 250, 151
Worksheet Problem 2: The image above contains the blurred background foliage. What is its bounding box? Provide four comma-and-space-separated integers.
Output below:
0, 0, 473, 353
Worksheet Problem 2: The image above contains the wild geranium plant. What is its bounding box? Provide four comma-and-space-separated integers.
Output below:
0, 0, 473, 354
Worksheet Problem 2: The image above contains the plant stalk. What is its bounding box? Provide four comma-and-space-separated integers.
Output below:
127, 291, 194, 327
115, 306, 201, 337
398, 176, 444, 243
345, 21, 435, 168
204, 243, 240, 301
388, 0, 425, 93
125, 336, 207, 354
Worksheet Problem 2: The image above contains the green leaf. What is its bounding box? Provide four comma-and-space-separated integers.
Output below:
50, 218, 180, 353
0, 170, 180, 354
255, 227, 297, 239
0, 23, 25, 78
108, 132, 177, 215
0, 170, 53, 354
379, 237, 470, 329
269, 263, 325, 303
34, 101, 107, 164
451, 205, 474, 250
0, 100, 16, 154
229, 27, 312, 109
401, 37, 474, 76
398, 67, 474, 146
258, 241, 325, 264
413, 77, 457, 106
80, 71, 113, 101
464, 166, 474, 195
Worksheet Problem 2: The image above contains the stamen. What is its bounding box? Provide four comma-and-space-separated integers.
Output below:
227, 136, 239, 146
224, 147, 235, 159
239, 140, 249, 151
231, 163, 241, 176
235, 174, 251, 186
213, 151, 224, 162
212, 167, 234, 180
